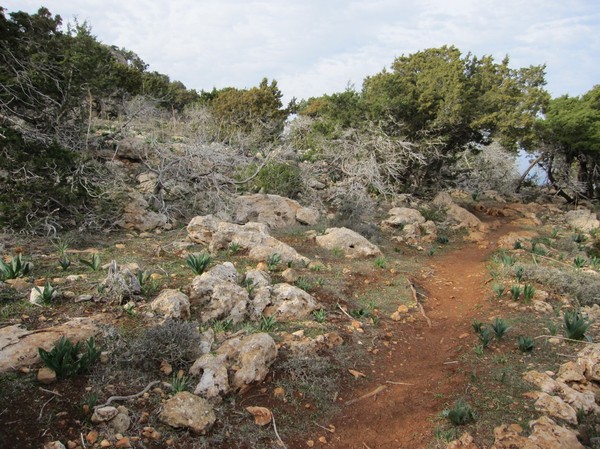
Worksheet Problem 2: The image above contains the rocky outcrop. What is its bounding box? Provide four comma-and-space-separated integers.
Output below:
232, 194, 320, 227
432, 192, 485, 231
120, 192, 167, 232
564, 208, 599, 231
189, 262, 249, 323
187, 216, 310, 265
190, 332, 277, 398
0, 316, 107, 373
315, 227, 382, 259
263, 283, 321, 321
381, 207, 426, 227
151, 289, 190, 320
497, 231, 539, 250
159, 392, 216, 434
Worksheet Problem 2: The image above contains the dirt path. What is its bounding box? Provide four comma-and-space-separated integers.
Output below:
320, 221, 517, 449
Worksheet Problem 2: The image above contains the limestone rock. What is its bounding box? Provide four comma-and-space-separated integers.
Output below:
576, 344, 600, 381
37, 367, 57, 384
244, 269, 271, 289
446, 433, 479, 449
315, 227, 382, 259
189, 262, 248, 323
432, 192, 484, 230
265, 283, 321, 321
528, 415, 584, 449
248, 286, 273, 319
108, 413, 131, 434
0, 315, 107, 373
151, 289, 190, 320
187, 215, 221, 245
91, 406, 119, 423
497, 231, 539, 250
381, 207, 425, 227
44, 442, 66, 449
190, 353, 230, 398
565, 208, 599, 231
120, 192, 167, 232
523, 370, 559, 393
556, 361, 586, 383
281, 268, 299, 283
159, 391, 216, 434
530, 391, 578, 425
232, 194, 319, 228
230, 333, 277, 392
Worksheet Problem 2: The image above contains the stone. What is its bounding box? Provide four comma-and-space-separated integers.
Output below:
576, 344, 600, 381
160, 391, 216, 434
265, 283, 321, 321
190, 353, 230, 398
246, 406, 272, 426
151, 289, 191, 320
446, 432, 479, 449
120, 192, 167, 232
527, 415, 584, 449
91, 406, 119, 423
244, 269, 271, 289
29, 286, 57, 305
556, 361, 586, 383
315, 227, 382, 259
523, 370, 559, 393
530, 391, 578, 425
565, 208, 599, 231
432, 192, 454, 207
281, 268, 299, 283
100, 439, 111, 447
109, 413, 131, 434
44, 442, 66, 449
0, 315, 107, 373
532, 300, 553, 313
37, 367, 57, 384
189, 263, 249, 323
381, 207, 426, 227
230, 333, 278, 392
115, 437, 132, 448
232, 194, 319, 228
497, 231, 539, 250
86, 431, 99, 444
187, 214, 221, 245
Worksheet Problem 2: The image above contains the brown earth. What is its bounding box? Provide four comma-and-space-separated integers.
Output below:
309, 221, 517, 449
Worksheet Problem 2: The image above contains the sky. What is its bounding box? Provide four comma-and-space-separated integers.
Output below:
7, 1, 600, 103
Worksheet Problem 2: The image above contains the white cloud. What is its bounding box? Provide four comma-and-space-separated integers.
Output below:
8, 0, 600, 100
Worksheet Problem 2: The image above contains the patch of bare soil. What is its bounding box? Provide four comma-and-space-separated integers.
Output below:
316, 221, 518, 449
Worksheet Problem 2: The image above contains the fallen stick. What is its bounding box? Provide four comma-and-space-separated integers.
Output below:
336, 302, 354, 320
409, 281, 432, 328
272, 414, 287, 449
385, 381, 414, 386
95, 380, 164, 409
39, 387, 62, 396
345, 385, 387, 406
444, 361, 459, 365
38, 396, 55, 421
363, 443, 373, 449
313, 421, 335, 433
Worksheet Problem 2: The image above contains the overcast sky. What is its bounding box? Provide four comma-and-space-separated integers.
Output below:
9, 1, 600, 102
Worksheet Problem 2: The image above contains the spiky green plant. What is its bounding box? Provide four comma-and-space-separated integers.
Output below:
228, 242, 241, 254
446, 400, 475, 425
38, 336, 101, 377
266, 253, 282, 271
490, 317, 510, 340
513, 240, 523, 250
523, 284, 536, 302
491, 283, 505, 298
478, 328, 493, 348
313, 309, 327, 323
0, 254, 31, 280
563, 309, 591, 341
572, 233, 587, 243
514, 266, 524, 282
259, 315, 278, 332
517, 336, 534, 352
186, 252, 212, 275
472, 319, 484, 334
295, 277, 311, 292
374, 256, 386, 269
211, 319, 233, 334
171, 374, 188, 393
34, 281, 56, 303
510, 285, 522, 301
500, 253, 515, 267
58, 256, 71, 271
79, 253, 101, 271
436, 235, 449, 244
573, 256, 587, 269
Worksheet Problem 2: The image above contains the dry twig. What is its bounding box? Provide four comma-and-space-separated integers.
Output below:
345, 385, 387, 406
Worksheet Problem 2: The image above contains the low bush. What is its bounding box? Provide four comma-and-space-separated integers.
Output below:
522, 264, 600, 306
39, 336, 101, 377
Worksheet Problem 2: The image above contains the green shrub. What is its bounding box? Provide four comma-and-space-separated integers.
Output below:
34, 281, 56, 303
491, 283, 505, 298
490, 318, 510, 340
239, 162, 303, 198
510, 285, 522, 301
295, 277, 311, 292
522, 264, 600, 306
563, 309, 591, 341
266, 253, 282, 271
313, 309, 327, 323
517, 336, 534, 352
446, 400, 475, 426
514, 266, 524, 282
38, 336, 101, 377
472, 319, 484, 334
80, 253, 101, 271
186, 252, 212, 275
259, 315, 278, 332
478, 328, 493, 348
374, 256, 386, 269
0, 254, 31, 280
171, 374, 188, 393
523, 284, 536, 302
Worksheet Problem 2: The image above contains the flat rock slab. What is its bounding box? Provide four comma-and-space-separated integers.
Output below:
0, 315, 107, 373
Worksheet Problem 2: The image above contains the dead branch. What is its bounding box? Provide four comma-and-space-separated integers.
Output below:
385, 381, 414, 386
344, 385, 387, 406
272, 413, 287, 449
95, 380, 164, 409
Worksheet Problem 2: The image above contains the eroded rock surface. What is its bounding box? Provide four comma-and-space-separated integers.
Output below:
315, 227, 382, 259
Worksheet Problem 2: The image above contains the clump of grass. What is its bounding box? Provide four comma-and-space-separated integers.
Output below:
472, 319, 484, 334
295, 277, 311, 292
186, 252, 212, 275
500, 253, 515, 267
258, 315, 278, 332
0, 254, 31, 280
563, 309, 591, 341
374, 256, 386, 269
517, 336, 534, 352
171, 374, 188, 393
211, 318, 234, 334
510, 285, 522, 301
266, 253, 282, 271
478, 328, 493, 348
445, 400, 475, 426
490, 317, 510, 340
38, 336, 101, 377
574, 256, 587, 269
79, 253, 101, 271
523, 284, 536, 302
34, 281, 56, 303
228, 242, 241, 255
491, 283, 505, 298
514, 266, 524, 282
313, 309, 327, 323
